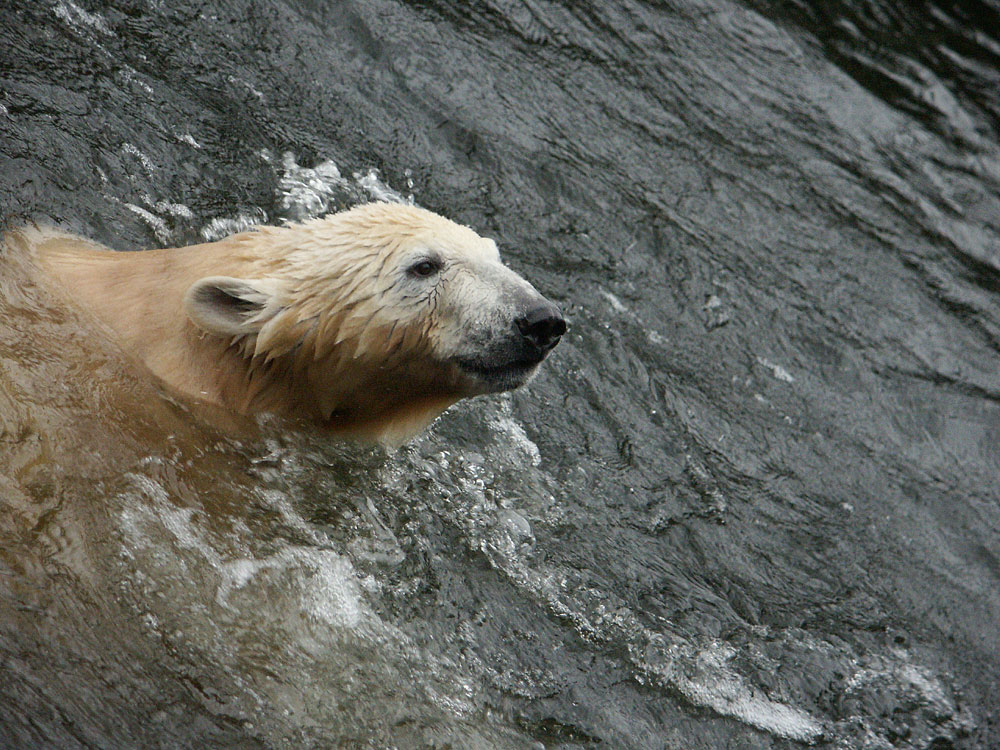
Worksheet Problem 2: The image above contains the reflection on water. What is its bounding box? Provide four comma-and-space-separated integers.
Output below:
2, 0, 999, 748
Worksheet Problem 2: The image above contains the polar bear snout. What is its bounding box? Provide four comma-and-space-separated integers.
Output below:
449, 288, 565, 395
515, 301, 566, 354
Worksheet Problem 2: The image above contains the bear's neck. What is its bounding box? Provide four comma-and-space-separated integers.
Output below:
36, 236, 270, 415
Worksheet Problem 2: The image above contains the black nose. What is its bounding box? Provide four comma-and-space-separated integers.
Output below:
516, 303, 567, 352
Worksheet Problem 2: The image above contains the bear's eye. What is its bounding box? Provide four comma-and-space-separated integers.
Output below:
408, 259, 442, 278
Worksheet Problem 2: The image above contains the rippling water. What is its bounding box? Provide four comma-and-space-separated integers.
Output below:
2, 0, 999, 748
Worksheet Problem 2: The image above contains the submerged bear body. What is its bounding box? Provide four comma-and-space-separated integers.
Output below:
8, 203, 564, 443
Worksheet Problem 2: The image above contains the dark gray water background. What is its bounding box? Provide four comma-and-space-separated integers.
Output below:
1, 0, 999, 748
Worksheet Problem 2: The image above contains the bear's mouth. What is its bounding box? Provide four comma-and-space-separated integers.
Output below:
454, 354, 544, 392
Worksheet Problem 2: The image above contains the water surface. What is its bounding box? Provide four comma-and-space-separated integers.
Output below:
2, 0, 999, 747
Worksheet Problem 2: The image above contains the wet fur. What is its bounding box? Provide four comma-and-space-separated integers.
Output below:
10, 203, 543, 443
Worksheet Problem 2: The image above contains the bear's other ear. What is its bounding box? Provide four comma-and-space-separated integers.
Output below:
184, 276, 287, 337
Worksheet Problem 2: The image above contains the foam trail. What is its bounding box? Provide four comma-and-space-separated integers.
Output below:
404, 407, 824, 743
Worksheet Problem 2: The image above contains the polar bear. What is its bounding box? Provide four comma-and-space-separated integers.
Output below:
15, 203, 565, 443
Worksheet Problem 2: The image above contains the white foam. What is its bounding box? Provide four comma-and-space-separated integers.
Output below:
354, 168, 411, 204
154, 201, 194, 220
897, 660, 948, 705
190, 151, 421, 238
468, 525, 824, 742
177, 133, 202, 149
757, 356, 795, 383
119, 471, 364, 631
226, 74, 264, 102
119, 66, 154, 96
216, 548, 363, 629
121, 142, 156, 174
156, 505, 202, 550
120, 474, 224, 565
600, 290, 628, 313
54, 0, 111, 36
845, 645, 957, 720
298, 550, 363, 629
487, 400, 542, 467
122, 471, 170, 504
278, 152, 350, 222
200, 210, 267, 241
648, 641, 825, 742
219, 557, 261, 593
122, 203, 171, 244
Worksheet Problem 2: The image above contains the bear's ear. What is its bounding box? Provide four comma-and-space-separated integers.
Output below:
184, 276, 287, 337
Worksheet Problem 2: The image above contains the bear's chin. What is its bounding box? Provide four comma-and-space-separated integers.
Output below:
453, 356, 544, 394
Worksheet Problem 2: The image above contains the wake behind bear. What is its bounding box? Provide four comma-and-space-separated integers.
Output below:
9, 203, 565, 443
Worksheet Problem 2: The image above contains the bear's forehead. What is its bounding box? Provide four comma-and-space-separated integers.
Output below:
415, 225, 499, 261
272, 203, 501, 272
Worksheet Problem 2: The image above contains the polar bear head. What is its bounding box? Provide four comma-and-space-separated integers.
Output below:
182, 203, 566, 440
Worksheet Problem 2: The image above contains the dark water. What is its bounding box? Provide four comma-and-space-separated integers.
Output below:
2, 0, 999, 748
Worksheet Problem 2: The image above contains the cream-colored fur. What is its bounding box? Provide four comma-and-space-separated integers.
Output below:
13, 203, 557, 443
